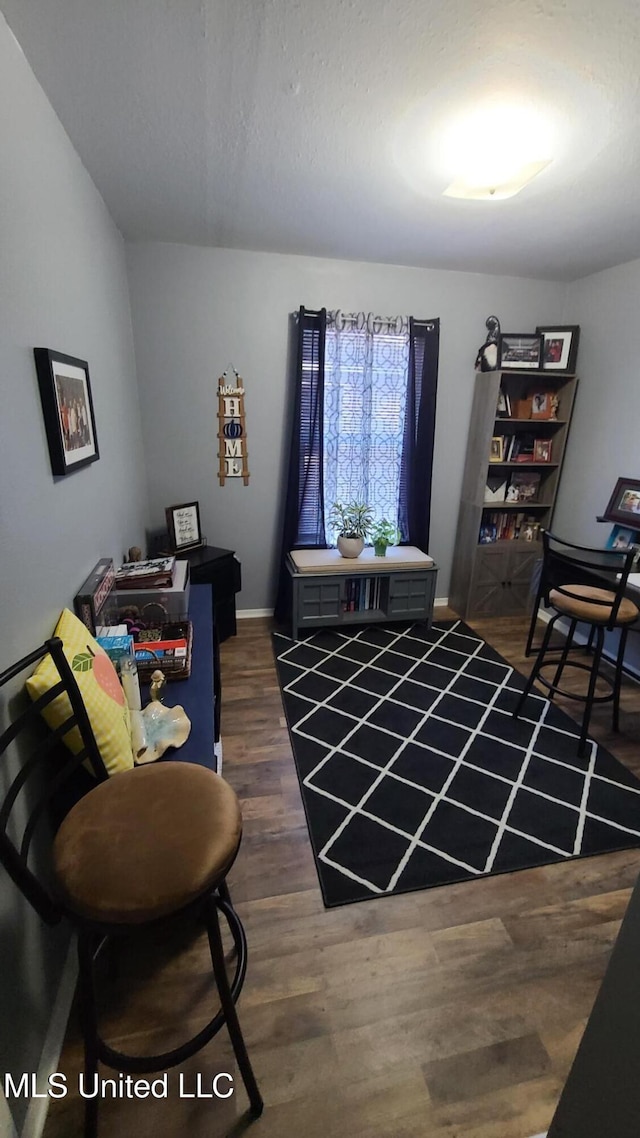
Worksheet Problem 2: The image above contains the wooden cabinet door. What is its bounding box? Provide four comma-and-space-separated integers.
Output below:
468, 547, 511, 616
507, 545, 541, 614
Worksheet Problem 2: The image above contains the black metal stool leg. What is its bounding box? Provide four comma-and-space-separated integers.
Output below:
77, 932, 100, 1138
514, 613, 558, 718
207, 898, 264, 1117
578, 625, 605, 756
525, 585, 545, 657
613, 626, 630, 732
548, 618, 577, 697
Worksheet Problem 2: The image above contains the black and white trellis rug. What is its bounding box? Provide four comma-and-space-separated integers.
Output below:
273, 620, 640, 907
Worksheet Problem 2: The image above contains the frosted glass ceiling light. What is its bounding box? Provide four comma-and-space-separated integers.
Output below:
439, 102, 553, 200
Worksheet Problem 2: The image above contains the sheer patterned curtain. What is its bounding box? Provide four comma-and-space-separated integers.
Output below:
324, 311, 410, 537
274, 307, 439, 622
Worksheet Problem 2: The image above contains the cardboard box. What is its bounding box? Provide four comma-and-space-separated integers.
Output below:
74, 558, 118, 634
113, 560, 190, 620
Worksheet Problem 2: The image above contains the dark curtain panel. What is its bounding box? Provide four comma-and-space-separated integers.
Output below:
398, 318, 440, 551
274, 306, 327, 622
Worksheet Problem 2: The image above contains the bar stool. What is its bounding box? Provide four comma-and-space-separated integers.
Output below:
0, 636, 263, 1138
514, 531, 639, 755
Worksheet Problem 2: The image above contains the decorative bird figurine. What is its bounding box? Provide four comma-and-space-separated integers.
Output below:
475, 315, 501, 371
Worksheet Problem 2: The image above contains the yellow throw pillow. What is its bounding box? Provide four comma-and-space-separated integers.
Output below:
26, 609, 134, 776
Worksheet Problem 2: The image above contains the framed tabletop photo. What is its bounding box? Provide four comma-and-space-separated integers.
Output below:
165, 501, 203, 552
536, 325, 580, 373
34, 348, 99, 476
498, 332, 543, 370
602, 477, 640, 527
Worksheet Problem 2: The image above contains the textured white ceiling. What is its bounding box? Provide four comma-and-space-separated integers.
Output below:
3, 0, 640, 281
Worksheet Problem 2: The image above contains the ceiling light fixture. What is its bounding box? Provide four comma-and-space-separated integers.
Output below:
438, 101, 554, 200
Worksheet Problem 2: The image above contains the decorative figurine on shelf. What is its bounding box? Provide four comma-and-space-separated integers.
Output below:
475, 315, 501, 372
149, 669, 166, 703
549, 393, 560, 420
127, 545, 143, 562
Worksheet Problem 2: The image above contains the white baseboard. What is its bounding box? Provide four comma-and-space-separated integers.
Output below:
20, 938, 77, 1138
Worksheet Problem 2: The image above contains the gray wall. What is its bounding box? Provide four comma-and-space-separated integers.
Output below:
126, 242, 568, 609
554, 257, 640, 543
554, 257, 640, 672
0, 14, 148, 1130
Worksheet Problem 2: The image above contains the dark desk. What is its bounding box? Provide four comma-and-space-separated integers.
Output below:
146, 584, 219, 771
547, 870, 640, 1137
181, 545, 241, 642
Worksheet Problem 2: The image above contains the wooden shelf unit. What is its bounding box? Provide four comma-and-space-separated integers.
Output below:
449, 368, 578, 619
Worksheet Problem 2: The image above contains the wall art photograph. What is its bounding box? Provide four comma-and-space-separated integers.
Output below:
34, 348, 99, 475
536, 325, 580, 373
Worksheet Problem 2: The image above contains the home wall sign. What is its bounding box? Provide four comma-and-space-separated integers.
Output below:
217, 367, 250, 485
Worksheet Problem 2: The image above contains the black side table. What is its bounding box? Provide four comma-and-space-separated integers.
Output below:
182, 545, 241, 643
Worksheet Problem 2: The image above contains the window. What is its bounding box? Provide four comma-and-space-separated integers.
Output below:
324, 322, 410, 538
275, 307, 439, 621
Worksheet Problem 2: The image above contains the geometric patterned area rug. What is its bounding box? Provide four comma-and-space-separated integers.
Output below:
273, 620, 640, 907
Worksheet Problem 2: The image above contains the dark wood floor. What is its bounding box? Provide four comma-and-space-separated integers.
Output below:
44, 610, 640, 1138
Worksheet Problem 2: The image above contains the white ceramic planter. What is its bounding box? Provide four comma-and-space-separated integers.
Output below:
337, 536, 364, 558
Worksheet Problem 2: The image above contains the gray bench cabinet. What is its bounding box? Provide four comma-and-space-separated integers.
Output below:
287, 548, 438, 640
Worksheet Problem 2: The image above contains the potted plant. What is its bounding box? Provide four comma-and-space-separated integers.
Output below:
370, 518, 401, 557
328, 500, 374, 558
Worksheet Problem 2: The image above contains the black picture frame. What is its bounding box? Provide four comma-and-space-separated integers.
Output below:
498, 333, 543, 370
602, 478, 640, 527
34, 348, 99, 476
536, 324, 580, 373
165, 501, 203, 551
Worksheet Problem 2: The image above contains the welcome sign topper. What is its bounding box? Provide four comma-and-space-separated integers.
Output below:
217, 368, 249, 485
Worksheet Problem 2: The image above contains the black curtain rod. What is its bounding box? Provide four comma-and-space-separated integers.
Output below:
298, 308, 436, 327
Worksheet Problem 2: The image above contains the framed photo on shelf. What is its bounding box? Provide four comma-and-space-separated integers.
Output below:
601, 477, 640, 526
529, 391, 554, 420
489, 436, 505, 462
165, 501, 203, 551
496, 388, 512, 417
606, 524, 638, 551
33, 348, 99, 476
533, 438, 552, 462
498, 333, 543, 370
536, 325, 580, 373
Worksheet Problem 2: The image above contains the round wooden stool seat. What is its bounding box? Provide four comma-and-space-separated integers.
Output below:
53, 762, 242, 924
549, 584, 639, 626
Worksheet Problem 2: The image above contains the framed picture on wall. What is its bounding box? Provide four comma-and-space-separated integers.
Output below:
536, 325, 580, 373
165, 501, 203, 551
34, 348, 99, 476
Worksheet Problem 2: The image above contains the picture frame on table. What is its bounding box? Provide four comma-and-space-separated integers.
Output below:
34, 348, 99, 476
498, 333, 543, 370
165, 501, 203, 552
536, 325, 580, 373
606, 524, 638, 551
601, 478, 640, 526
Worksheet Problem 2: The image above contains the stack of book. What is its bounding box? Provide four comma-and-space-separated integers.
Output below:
115, 557, 176, 591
